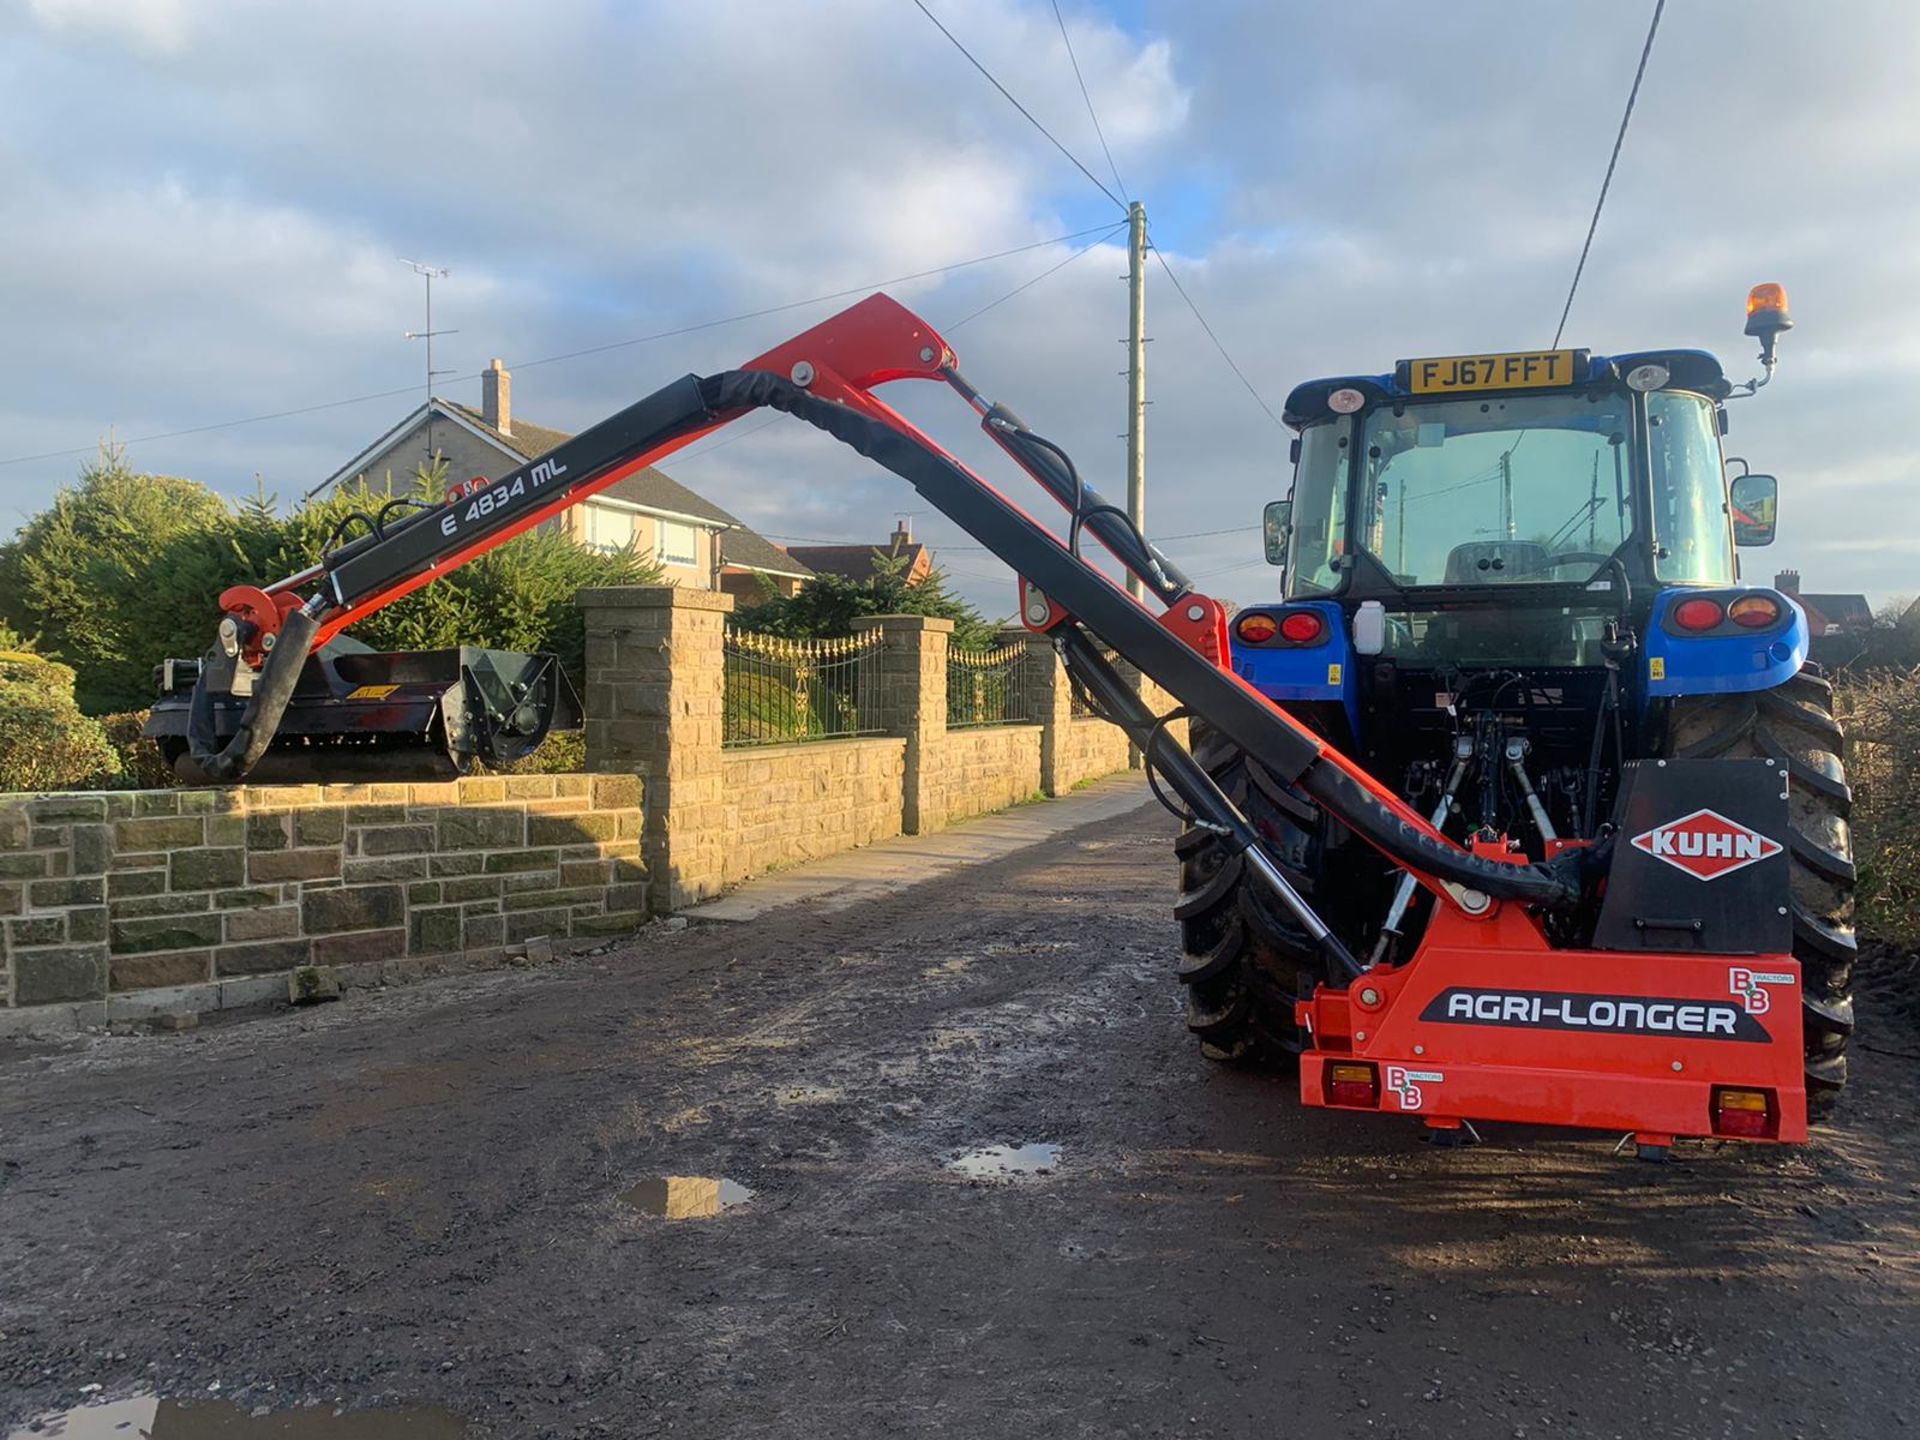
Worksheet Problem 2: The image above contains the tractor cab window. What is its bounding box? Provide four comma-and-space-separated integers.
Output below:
1285, 420, 1349, 597
1358, 393, 1634, 587
1647, 390, 1735, 584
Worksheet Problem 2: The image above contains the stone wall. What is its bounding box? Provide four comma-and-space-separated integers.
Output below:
717, 738, 906, 886
0, 775, 644, 1026
938, 727, 1044, 824
583, 593, 1146, 909
1053, 715, 1135, 793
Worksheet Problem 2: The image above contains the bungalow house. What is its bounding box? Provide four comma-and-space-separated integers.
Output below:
784, 520, 934, 586
320, 359, 812, 602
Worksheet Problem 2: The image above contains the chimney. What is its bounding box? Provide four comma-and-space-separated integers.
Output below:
483, 358, 511, 436
1775, 568, 1800, 594
891, 518, 913, 547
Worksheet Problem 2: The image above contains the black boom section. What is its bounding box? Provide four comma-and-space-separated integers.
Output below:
322, 375, 714, 609
288, 354, 1581, 908
695, 369, 1583, 909
699, 369, 1319, 782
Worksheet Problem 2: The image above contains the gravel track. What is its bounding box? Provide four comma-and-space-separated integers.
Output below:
3, 804, 1916, 1437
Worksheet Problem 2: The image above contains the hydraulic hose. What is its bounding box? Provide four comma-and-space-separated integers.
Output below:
1294, 761, 1583, 907
185, 608, 320, 783
696, 367, 1585, 910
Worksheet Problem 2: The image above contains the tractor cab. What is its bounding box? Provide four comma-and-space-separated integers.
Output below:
1276, 345, 1750, 621
1231, 285, 1806, 848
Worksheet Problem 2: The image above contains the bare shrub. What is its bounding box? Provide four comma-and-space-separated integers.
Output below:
1841, 669, 1920, 953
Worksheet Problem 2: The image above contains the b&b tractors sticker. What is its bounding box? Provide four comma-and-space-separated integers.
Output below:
1729, 966, 1796, 1015
1385, 1066, 1444, 1110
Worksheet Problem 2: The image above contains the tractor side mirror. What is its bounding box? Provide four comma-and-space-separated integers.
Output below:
1730, 473, 1778, 547
1263, 500, 1292, 566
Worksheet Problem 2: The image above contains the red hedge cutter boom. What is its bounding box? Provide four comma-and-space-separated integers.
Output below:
150, 293, 1808, 1151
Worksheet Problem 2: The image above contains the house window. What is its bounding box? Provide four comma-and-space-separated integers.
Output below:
657, 520, 698, 567
583, 504, 636, 554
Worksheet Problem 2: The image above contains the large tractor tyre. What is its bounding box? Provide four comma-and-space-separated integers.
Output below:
1667, 668, 1857, 1108
1172, 718, 1332, 1064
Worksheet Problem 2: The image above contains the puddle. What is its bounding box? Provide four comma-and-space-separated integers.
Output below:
6, 1394, 465, 1439
618, 1175, 754, 1219
946, 1143, 1062, 1180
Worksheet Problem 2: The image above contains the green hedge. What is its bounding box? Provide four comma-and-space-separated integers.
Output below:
0, 454, 663, 716
0, 652, 123, 792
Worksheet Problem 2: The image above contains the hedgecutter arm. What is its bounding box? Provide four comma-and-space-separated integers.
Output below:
179, 291, 1814, 1149
194, 294, 1591, 957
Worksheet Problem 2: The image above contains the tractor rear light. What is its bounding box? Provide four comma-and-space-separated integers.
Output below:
1235, 612, 1279, 644
1673, 598, 1726, 632
1325, 1062, 1380, 1108
1728, 595, 1781, 629
1712, 1087, 1775, 1139
1279, 611, 1325, 644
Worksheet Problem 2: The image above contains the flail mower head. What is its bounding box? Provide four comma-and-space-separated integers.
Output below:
144, 634, 579, 785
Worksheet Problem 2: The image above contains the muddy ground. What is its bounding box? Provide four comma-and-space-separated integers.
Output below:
2, 803, 1917, 1437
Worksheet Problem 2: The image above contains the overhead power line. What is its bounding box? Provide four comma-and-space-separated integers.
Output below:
945, 221, 1126, 330
0, 223, 1117, 472
1050, 0, 1128, 202
509, 224, 1120, 372
673, 224, 1127, 470
1552, 0, 1666, 348
909, 0, 1126, 212
1148, 240, 1284, 429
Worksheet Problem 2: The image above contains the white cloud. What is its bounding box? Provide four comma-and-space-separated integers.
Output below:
0, 0, 1916, 613
25, 0, 186, 56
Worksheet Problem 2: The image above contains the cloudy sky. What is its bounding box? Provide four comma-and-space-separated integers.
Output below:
3, 0, 1915, 616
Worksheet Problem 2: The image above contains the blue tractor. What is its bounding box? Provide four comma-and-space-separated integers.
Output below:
1178, 284, 1856, 1106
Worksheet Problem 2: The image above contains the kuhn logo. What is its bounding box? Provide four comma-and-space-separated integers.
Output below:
1630, 808, 1782, 881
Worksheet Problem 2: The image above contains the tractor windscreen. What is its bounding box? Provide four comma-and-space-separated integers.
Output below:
1288, 387, 1737, 598
1359, 393, 1632, 588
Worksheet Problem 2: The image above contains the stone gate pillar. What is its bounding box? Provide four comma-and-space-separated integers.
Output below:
579, 585, 733, 912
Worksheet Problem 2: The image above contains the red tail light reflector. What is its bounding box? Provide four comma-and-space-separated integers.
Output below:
1235, 612, 1278, 643
1673, 598, 1726, 632
1712, 1087, 1775, 1139
1728, 595, 1781, 629
1279, 611, 1325, 644
1326, 1062, 1379, 1108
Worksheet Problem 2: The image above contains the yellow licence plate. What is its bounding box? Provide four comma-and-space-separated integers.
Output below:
1404, 350, 1579, 394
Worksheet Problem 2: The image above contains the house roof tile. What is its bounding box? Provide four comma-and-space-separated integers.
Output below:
720, 529, 814, 578
783, 541, 931, 584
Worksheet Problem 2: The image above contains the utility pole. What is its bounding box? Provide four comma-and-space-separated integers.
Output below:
1587, 454, 1600, 550
1500, 450, 1515, 541
401, 259, 457, 473
1124, 201, 1148, 601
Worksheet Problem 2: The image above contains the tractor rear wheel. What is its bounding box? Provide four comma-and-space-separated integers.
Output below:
1667, 668, 1857, 1108
1173, 718, 1332, 1063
